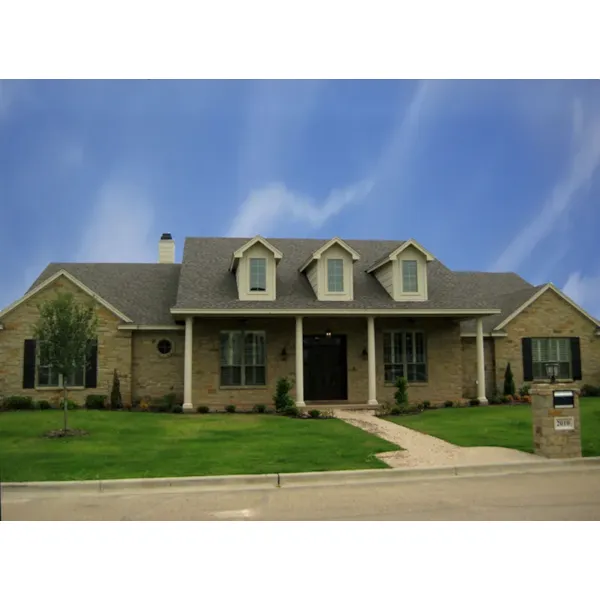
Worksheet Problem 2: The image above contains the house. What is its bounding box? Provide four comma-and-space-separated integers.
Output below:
0, 234, 599, 410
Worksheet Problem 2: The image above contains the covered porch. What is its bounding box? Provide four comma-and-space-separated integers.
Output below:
177, 311, 492, 411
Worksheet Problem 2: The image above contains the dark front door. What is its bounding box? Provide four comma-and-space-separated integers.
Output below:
303, 334, 348, 401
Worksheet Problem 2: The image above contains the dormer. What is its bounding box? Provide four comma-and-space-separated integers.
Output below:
299, 238, 360, 301
229, 236, 283, 301
366, 239, 434, 301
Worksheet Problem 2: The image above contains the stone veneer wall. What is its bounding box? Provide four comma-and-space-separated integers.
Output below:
461, 337, 496, 399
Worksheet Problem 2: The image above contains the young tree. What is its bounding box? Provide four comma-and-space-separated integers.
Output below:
503, 362, 516, 397
110, 368, 122, 410
33, 292, 98, 432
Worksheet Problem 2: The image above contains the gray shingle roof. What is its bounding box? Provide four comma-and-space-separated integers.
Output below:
174, 237, 505, 312
29, 263, 181, 325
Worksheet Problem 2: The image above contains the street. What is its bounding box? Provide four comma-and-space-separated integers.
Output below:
3, 467, 600, 520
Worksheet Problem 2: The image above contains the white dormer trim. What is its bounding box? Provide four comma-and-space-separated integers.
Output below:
366, 239, 433, 302
366, 238, 435, 274
229, 235, 283, 272
299, 237, 360, 273
229, 236, 283, 301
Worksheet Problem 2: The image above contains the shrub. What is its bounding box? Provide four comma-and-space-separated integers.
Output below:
518, 384, 531, 397
390, 406, 402, 416
394, 376, 409, 406
308, 409, 321, 419
283, 406, 299, 417
468, 399, 481, 407
273, 376, 295, 412
38, 399, 52, 410
422, 400, 431, 409
59, 398, 78, 410
253, 404, 267, 414
2, 395, 35, 411
162, 392, 182, 410
85, 394, 107, 410
110, 369, 122, 410
503, 363, 516, 397
225, 404, 236, 413
197, 405, 210, 414
171, 405, 183, 414
443, 400, 454, 408
581, 384, 600, 397
489, 396, 501, 405
149, 397, 170, 413
139, 400, 150, 412
501, 395, 511, 404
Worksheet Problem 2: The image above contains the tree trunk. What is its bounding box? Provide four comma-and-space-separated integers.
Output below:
63, 382, 68, 433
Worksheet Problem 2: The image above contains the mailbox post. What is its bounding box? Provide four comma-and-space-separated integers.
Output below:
531, 383, 582, 459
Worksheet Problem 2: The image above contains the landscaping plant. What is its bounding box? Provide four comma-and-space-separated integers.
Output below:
33, 292, 98, 434
274, 376, 295, 413
503, 362, 516, 397
110, 369, 123, 410
394, 376, 409, 406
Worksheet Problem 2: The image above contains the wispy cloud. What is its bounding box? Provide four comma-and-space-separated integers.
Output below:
76, 180, 156, 262
491, 98, 600, 273
562, 271, 600, 319
226, 179, 374, 237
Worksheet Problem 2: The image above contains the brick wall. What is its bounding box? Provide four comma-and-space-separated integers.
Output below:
0, 275, 132, 404
494, 288, 600, 393
461, 337, 496, 398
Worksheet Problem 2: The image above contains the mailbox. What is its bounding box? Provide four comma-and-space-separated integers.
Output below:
552, 389, 575, 409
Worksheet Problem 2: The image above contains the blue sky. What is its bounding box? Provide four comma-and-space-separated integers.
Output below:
1, 79, 599, 317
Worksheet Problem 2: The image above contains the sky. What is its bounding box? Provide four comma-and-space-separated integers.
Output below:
1, 79, 599, 318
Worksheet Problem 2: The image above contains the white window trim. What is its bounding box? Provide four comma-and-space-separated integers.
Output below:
326, 258, 345, 294
36, 348, 86, 390
401, 260, 420, 295
248, 257, 268, 295
383, 329, 428, 384
220, 329, 267, 388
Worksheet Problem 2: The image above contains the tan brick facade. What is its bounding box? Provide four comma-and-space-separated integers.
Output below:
461, 338, 496, 399
494, 288, 600, 394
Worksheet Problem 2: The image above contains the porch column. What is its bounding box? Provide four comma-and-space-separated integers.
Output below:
183, 316, 194, 412
295, 316, 306, 406
476, 317, 488, 405
367, 316, 378, 405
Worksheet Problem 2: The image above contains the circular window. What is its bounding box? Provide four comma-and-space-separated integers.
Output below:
157, 339, 173, 356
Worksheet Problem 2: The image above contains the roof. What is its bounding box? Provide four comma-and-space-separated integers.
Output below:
456, 271, 539, 334
28, 263, 181, 325
174, 237, 502, 312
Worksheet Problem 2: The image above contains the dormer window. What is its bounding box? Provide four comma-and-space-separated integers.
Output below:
249, 257, 267, 292
327, 258, 344, 293
402, 260, 418, 293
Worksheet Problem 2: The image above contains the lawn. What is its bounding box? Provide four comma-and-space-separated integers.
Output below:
0, 411, 400, 482
386, 397, 600, 457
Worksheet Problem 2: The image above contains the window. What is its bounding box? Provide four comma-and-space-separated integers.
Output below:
531, 338, 572, 380
157, 339, 173, 356
383, 331, 427, 383
220, 331, 266, 386
402, 260, 418, 293
327, 258, 344, 292
37, 342, 85, 388
249, 258, 267, 292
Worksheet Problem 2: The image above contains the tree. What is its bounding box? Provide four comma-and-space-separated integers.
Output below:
394, 376, 409, 406
33, 292, 98, 433
273, 376, 295, 412
110, 369, 122, 410
503, 362, 516, 397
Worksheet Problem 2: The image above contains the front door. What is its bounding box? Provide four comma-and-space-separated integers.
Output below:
303, 334, 348, 401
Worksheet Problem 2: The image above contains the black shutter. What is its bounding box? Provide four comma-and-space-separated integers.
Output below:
23, 339, 37, 389
85, 338, 98, 388
522, 338, 533, 381
570, 337, 582, 381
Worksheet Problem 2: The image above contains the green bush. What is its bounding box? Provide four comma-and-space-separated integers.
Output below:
500, 396, 511, 404
416, 402, 425, 411
149, 397, 170, 413
2, 396, 36, 411
503, 363, 516, 397
110, 369, 123, 410
283, 406, 299, 417
162, 392, 182, 409
443, 400, 454, 408
38, 399, 52, 410
59, 398, 78, 410
468, 399, 481, 407
253, 404, 267, 414
581, 384, 600, 397
85, 394, 107, 410
308, 409, 321, 419
273, 376, 295, 412
422, 400, 431, 409
489, 396, 501, 405
225, 404, 236, 413
518, 384, 531, 397
171, 405, 183, 414
394, 376, 409, 406
390, 406, 402, 416
196, 405, 210, 414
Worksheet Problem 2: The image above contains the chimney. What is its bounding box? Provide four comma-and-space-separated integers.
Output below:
158, 233, 175, 263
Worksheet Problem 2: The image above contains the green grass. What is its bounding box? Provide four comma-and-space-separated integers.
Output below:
0, 411, 400, 482
386, 397, 600, 457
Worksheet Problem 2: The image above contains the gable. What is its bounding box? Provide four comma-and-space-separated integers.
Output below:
299, 237, 360, 272
229, 235, 283, 271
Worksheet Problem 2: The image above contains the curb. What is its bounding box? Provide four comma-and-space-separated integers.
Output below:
4, 456, 600, 495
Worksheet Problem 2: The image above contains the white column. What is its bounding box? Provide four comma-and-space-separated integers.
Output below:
183, 316, 194, 412
476, 317, 488, 405
367, 316, 378, 405
295, 316, 306, 406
